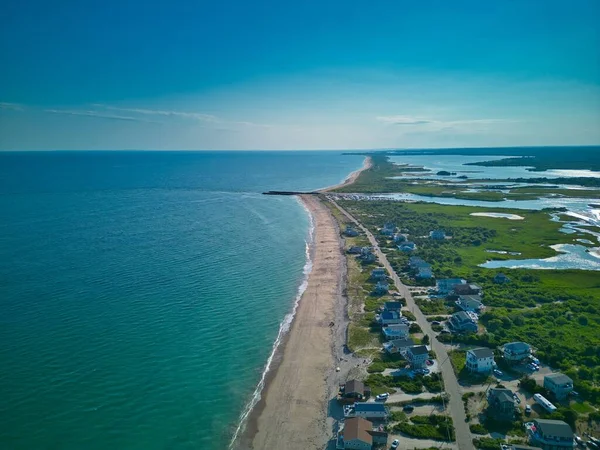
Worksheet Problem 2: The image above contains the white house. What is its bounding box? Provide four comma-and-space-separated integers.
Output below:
466, 347, 495, 373
383, 337, 414, 355
544, 373, 574, 400
344, 402, 389, 420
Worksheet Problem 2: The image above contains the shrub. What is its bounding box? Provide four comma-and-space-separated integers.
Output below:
469, 423, 487, 435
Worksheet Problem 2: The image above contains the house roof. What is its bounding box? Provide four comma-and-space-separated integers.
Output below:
468, 347, 494, 359
384, 301, 402, 310
437, 278, 465, 286
408, 345, 429, 356
489, 388, 514, 404
453, 284, 480, 294
452, 311, 473, 322
384, 323, 408, 331
381, 311, 398, 320
355, 402, 387, 412
544, 373, 573, 385
534, 419, 573, 439
389, 338, 414, 348
503, 342, 530, 353
344, 417, 373, 445
345, 379, 365, 394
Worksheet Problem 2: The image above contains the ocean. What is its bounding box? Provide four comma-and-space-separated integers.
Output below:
0, 151, 363, 450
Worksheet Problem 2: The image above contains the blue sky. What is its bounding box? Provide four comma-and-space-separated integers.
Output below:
1, 0, 599, 150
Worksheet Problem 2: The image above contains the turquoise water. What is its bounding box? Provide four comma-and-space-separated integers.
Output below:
0, 151, 363, 450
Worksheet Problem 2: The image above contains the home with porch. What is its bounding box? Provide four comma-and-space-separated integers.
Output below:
436, 278, 466, 295
336, 417, 388, 450
466, 347, 495, 373
376, 311, 404, 326
406, 345, 429, 368
448, 311, 478, 333
383, 337, 415, 355
544, 373, 574, 400
487, 388, 516, 421
370, 268, 387, 281
382, 323, 409, 340
456, 294, 484, 312
527, 419, 574, 450
393, 233, 406, 243
452, 283, 482, 296
344, 402, 389, 420
338, 379, 371, 403
382, 301, 402, 313
344, 226, 359, 237
373, 281, 389, 295
502, 341, 532, 364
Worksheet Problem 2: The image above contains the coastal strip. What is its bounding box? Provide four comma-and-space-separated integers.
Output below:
231, 156, 370, 449
248, 194, 343, 449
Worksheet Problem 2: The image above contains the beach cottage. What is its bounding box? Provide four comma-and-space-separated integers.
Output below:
456, 295, 484, 312
544, 373, 574, 400
466, 347, 495, 373
382, 324, 409, 341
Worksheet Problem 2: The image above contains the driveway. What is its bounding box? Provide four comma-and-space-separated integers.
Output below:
331, 199, 475, 450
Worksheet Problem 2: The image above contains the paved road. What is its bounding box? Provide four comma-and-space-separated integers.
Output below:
330, 199, 474, 450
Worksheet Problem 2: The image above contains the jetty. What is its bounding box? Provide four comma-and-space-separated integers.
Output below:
262, 191, 319, 196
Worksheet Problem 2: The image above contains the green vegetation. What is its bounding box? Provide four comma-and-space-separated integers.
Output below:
390, 414, 455, 441
473, 437, 505, 449
365, 372, 444, 394
469, 423, 487, 435
336, 198, 600, 405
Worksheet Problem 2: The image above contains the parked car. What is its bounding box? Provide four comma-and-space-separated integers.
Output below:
572, 390, 580, 396
527, 363, 537, 371
440, 330, 450, 334
525, 405, 532, 414
376, 393, 390, 401
391, 439, 400, 449
513, 394, 521, 404
531, 357, 540, 364
403, 405, 414, 413
431, 321, 441, 325
493, 369, 503, 377
426, 359, 434, 366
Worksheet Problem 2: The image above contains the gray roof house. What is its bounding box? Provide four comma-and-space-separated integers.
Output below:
448, 311, 478, 333
436, 278, 466, 294
406, 345, 429, 368
456, 294, 484, 312
453, 283, 482, 296
382, 324, 409, 341
430, 230, 446, 240
383, 337, 415, 355
528, 419, 574, 450
466, 347, 495, 373
383, 301, 402, 312
373, 281, 389, 295
487, 388, 515, 420
494, 273, 511, 284
370, 268, 387, 281
502, 342, 531, 363
544, 373, 574, 400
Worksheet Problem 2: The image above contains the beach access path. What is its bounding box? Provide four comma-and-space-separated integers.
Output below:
250, 195, 343, 450
330, 199, 475, 450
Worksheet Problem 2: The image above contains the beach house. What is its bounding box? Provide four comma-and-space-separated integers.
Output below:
466, 347, 495, 373
382, 301, 402, 313
436, 278, 466, 295
494, 273, 511, 284
408, 256, 429, 268
399, 241, 416, 252
383, 337, 414, 355
456, 294, 484, 312
544, 373, 574, 400
344, 402, 389, 420
452, 283, 482, 296
448, 311, 478, 333
487, 388, 516, 421
430, 230, 446, 240
336, 417, 389, 450
527, 419, 574, 450
406, 345, 429, 368
382, 324, 409, 341
359, 248, 377, 264
393, 233, 406, 243
380, 222, 396, 237
370, 268, 387, 281
339, 379, 371, 402
344, 226, 359, 237
416, 266, 433, 279
373, 281, 389, 295
502, 342, 532, 364
376, 311, 404, 326
348, 246, 363, 255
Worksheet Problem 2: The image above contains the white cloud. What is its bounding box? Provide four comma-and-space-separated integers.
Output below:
376, 115, 432, 125
44, 109, 159, 123
0, 102, 25, 111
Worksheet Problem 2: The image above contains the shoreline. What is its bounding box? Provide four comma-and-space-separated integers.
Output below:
232, 157, 369, 449
319, 155, 372, 192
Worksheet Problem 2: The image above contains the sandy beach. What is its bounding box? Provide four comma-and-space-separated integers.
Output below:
248, 195, 342, 449
320, 156, 372, 192
238, 158, 371, 450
